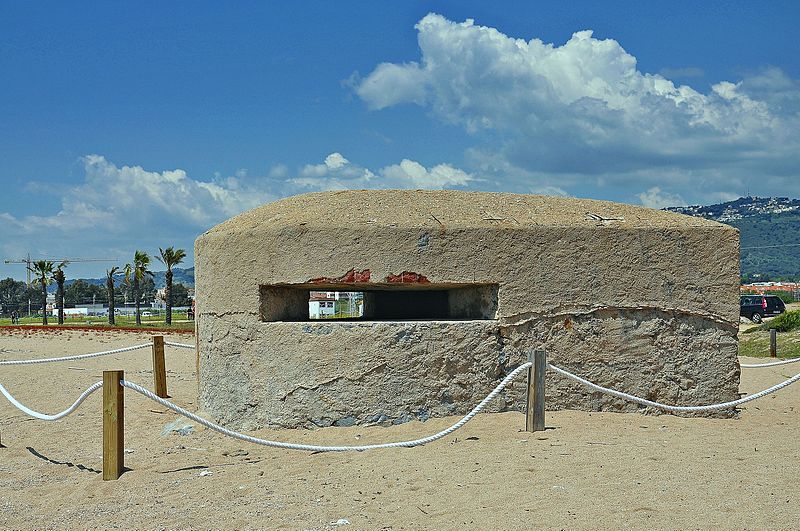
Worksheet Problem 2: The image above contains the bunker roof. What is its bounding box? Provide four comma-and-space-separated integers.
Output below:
203, 190, 732, 234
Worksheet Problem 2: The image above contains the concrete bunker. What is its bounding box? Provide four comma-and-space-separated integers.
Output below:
195, 190, 741, 429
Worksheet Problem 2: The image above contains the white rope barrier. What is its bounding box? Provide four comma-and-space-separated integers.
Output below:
548, 363, 800, 412
164, 341, 195, 349
3, 353, 800, 448
0, 343, 151, 366
0, 381, 103, 421
741, 358, 800, 368
120, 362, 533, 452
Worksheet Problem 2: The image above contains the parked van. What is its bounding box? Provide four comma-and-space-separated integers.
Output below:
740, 295, 786, 323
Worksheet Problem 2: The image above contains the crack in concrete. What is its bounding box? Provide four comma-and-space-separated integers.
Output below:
279, 362, 389, 401
500, 304, 737, 331
201, 311, 253, 318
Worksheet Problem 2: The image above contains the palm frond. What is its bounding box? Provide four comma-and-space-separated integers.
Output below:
157, 246, 187, 271
123, 263, 133, 285
27, 260, 55, 286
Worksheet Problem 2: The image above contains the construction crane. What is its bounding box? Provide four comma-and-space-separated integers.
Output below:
3, 253, 118, 286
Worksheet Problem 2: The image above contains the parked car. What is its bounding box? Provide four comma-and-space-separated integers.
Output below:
141, 311, 152, 317
740, 295, 786, 323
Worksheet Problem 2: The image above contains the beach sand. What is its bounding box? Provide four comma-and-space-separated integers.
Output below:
1, 328, 799, 530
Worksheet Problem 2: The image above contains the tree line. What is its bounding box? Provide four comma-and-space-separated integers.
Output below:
1, 247, 188, 326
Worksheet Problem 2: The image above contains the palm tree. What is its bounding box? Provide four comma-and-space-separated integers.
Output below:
106, 266, 119, 325
27, 260, 54, 325
125, 251, 153, 326
157, 247, 186, 325
52, 262, 67, 325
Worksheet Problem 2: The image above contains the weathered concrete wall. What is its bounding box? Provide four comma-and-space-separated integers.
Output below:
195, 190, 740, 429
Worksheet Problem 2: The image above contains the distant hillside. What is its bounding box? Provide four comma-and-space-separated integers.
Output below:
163, 266, 195, 288
667, 197, 800, 281
59, 266, 195, 291
667, 196, 800, 222
729, 213, 800, 281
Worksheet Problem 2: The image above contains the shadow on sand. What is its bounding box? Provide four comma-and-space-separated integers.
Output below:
26, 446, 102, 474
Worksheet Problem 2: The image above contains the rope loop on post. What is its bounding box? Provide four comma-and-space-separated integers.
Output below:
0, 343, 151, 366
0, 339, 193, 366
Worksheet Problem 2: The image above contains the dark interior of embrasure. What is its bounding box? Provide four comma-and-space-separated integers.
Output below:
259, 283, 498, 322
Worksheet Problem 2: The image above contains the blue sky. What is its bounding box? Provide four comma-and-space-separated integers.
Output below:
1, 1, 799, 279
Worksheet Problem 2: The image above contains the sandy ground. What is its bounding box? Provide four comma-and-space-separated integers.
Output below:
1, 328, 799, 530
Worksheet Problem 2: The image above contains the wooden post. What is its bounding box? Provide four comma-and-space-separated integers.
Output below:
152, 335, 168, 398
525, 348, 546, 432
103, 370, 124, 480
770, 329, 777, 358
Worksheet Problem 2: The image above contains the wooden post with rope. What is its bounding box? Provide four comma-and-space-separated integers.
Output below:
525, 348, 546, 432
152, 335, 168, 398
103, 370, 124, 480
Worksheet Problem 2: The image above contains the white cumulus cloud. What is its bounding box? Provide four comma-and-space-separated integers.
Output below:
77, 155, 275, 226
380, 159, 473, 188
0, 156, 279, 272
637, 187, 685, 209
0, 152, 477, 274
289, 153, 475, 191
356, 13, 800, 202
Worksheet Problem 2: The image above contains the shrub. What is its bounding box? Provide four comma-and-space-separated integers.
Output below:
759, 310, 800, 333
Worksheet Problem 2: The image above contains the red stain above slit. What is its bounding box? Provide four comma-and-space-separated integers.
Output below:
307, 269, 430, 284
307, 268, 371, 284
385, 271, 430, 283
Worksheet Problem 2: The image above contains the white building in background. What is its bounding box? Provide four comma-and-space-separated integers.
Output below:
152, 286, 195, 310
51, 307, 88, 317
308, 291, 364, 319
309, 292, 337, 319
